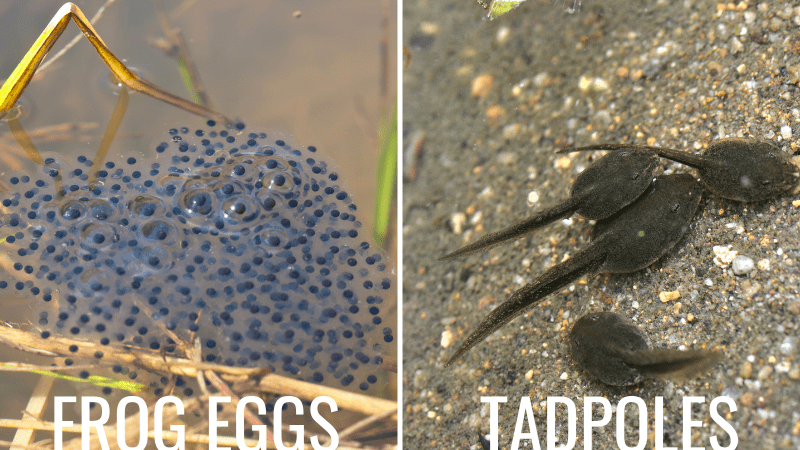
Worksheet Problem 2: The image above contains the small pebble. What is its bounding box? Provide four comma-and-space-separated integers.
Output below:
578, 76, 609, 92
413, 369, 429, 389
730, 36, 744, 54
732, 255, 755, 275
477, 187, 493, 199
495, 26, 511, 44
779, 337, 797, 355
441, 317, 457, 326
533, 72, 549, 87
502, 124, 522, 139
497, 151, 519, 165
485, 105, 506, 122
450, 213, 467, 234
740, 392, 756, 406
554, 156, 571, 169
419, 21, 439, 35
527, 191, 539, 206
470, 211, 483, 225
713, 245, 738, 267
775, 361, 791, 374
659, 290, 681, 303
441, 329, 454, 348
740, 361, 753, 379
471, 74, 494, 98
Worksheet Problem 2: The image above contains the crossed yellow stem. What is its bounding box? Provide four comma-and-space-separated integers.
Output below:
0, 2, 229, 123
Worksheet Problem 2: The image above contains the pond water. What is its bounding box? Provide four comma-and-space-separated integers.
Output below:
0, 0, 397, 443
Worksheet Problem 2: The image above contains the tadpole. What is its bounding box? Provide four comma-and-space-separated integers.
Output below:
445, 173, 702, 366
564, 138, 799, 202
570, 312, 720, 386
440, 148, 659, 261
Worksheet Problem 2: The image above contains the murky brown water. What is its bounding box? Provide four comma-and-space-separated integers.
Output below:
0, 0, 396, 443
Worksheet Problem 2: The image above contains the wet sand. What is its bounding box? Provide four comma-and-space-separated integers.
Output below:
403, 0, 800, 448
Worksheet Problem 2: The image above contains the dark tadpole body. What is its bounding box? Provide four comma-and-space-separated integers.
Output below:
439, 148, 659, 261
565, 138, 799, 202
444, 173, 702, 367
570, 312, 720, 386
594, 173, 702, 273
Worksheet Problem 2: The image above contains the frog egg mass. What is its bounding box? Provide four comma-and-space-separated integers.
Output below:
0, 120, 394, 395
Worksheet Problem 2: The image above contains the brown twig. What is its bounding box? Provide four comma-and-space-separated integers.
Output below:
9, 375, 55, 449
0, 326, 397, 420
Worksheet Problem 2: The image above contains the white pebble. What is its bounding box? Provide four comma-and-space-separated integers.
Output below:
497, 151, 519, 165
731, 255, 755, 275
780, 337, 797, 354
450, 213, 467, 234
469, 210, 483, 225
527, 191, 539, 206
775, 361, 791, 374
781, 125, 792, 140
441, 329, 454, 348
713, 245, 737, 268
496, 26, 511, 44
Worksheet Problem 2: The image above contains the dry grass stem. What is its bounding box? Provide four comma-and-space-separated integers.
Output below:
9, 375, 55, 449
0, 326, 396, 418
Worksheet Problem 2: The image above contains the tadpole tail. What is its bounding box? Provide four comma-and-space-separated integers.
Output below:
647, 147, 710, 171
438, 196, 581, 262
623, 348, 722, 380
444, 241, 608, 367
559, 144, 710, 171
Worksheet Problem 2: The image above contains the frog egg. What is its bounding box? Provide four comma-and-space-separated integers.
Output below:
0, 120, 395, 395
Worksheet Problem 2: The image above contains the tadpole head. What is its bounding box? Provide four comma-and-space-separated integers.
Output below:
569, 312, 650, 386
570, 312, 720, 385
699, 138, 799, 202
571, 148, 659, 220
